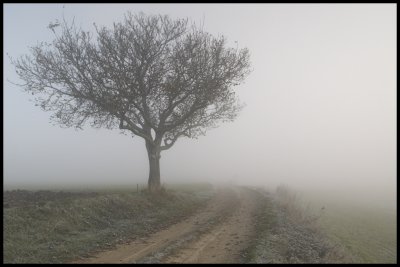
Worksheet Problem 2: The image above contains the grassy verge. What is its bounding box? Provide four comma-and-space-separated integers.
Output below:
246, 186, 351, 263
241, 188, 276, 263
3, 184, 214, 263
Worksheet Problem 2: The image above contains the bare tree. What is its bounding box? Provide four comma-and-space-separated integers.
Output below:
10, 12, 251, 192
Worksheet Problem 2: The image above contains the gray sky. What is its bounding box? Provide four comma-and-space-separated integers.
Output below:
4, 4, 396, 206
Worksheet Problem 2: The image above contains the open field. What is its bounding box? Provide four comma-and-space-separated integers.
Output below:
278, 187, 397, 263
3, 183, 214, 263
3, 183, 395, 264
315, 199, 396, 263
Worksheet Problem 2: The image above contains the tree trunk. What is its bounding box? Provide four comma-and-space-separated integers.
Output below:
145, 140, 161, 192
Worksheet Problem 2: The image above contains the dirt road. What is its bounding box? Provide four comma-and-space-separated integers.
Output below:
74, 186, 266, 263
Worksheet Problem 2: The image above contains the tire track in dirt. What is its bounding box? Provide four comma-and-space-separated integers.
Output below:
74, 186, 264, 263
163, 186, 261, 263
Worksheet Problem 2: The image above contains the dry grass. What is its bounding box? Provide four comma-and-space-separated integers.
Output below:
3, 184, 214, 263
274, 185, 352, 263
248, 185, 352, 263
275, 185, 324, 227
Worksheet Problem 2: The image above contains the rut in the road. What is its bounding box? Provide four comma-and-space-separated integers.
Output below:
163, 186, 262, 263
74, 186, 266, 264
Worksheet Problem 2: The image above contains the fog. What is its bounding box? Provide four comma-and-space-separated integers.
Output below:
4, 4, 396, 209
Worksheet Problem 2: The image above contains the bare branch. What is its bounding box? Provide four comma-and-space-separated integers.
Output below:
11, 12, 251, 150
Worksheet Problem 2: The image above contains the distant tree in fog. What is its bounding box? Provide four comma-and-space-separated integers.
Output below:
10, 12, 251, 192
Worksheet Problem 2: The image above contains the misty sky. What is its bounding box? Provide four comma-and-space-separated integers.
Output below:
4, 4, 396, 206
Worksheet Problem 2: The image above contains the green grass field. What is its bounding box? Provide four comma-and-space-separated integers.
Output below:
318, 203, 396, 263
297, 190, 396, 263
